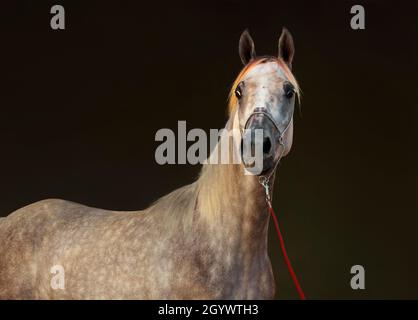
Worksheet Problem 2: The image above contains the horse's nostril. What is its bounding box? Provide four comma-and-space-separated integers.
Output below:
263, 137, 272, 155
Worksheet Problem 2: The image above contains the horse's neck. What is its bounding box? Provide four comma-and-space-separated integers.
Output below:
195, 120, 273, 254
197, 163, 271, 243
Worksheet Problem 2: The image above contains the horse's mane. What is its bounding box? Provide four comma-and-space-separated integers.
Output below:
227, 56, 301, 115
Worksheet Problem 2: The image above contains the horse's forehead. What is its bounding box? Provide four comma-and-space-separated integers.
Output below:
244, 61, 287, 83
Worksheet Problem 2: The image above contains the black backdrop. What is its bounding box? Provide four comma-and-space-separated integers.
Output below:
0, 0, 417, 299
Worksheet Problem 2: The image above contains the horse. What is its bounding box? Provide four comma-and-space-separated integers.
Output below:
0, 28, 300, 299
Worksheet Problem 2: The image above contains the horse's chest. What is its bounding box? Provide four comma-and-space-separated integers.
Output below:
184, 248, 275, 299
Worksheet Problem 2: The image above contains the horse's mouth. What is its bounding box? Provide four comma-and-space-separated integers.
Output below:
259, 151, 280, 175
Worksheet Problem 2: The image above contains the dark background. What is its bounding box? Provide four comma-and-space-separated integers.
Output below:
0, 0, 417, 299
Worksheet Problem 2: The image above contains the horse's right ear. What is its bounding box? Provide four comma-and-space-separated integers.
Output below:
239, 30, 256, 65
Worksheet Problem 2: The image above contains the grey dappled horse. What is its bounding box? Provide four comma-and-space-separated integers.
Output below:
0, 28, 299, 299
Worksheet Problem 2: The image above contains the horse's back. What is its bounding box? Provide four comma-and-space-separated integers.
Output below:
0, 198, 121, 248
0, 199, 146, 299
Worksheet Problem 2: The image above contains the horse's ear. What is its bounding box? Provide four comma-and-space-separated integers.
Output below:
278, 27, 295, 69
239, 29, 256, 65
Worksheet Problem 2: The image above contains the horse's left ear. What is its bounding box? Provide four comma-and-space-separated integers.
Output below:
278, 27, 295, 69
239, 29, 256, 65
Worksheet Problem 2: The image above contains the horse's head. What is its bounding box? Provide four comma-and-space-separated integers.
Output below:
229, 28, 300, 176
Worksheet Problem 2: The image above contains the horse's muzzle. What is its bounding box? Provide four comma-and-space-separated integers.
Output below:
241, 111, 283, 175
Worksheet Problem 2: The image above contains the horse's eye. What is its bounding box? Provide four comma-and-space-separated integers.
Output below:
284, 82, 295, 99
235, 87, 242, 99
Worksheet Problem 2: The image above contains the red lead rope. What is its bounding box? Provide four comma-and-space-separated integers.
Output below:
267, 201, 306, 300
